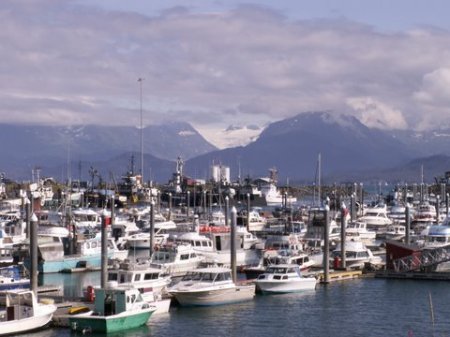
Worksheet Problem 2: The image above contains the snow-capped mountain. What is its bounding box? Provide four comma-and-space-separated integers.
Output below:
196, 124, 264, 149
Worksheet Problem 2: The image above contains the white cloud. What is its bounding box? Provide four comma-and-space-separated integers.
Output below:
1, 1, 450, 132
346, 97, 408, 130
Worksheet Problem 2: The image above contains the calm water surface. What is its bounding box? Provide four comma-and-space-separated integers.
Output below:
23, 272, 450, 337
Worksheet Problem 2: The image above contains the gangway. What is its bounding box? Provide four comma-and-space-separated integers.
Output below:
392, 247, 450, 272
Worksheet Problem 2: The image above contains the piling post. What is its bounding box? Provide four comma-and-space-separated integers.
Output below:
405, 205, 411, 245
186, 191, 190, 219
340, 202, 347, 269
150, 201, 155, 258
323, 199, 330, 283
360, 183, 364, 216
436, 195, 440, 224
25, 197, 31, 239
100, 209, 108, 289
225, 196, 229, 227
30, 213, 38, 296
246, 193, 250, 233
168, 193, 172, 220
230, 206, 237, 283
350, 193, 356, 222
110, 195, 115, 226
446, 193, 449, 217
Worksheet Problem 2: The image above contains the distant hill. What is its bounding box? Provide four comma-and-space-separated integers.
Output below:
185, 112, 416, 183
389, 129, 450, 157
0, 122, 216, 180
2, 112, 449, 184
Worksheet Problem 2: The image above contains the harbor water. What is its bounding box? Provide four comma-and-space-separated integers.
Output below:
28, 271, 450, 337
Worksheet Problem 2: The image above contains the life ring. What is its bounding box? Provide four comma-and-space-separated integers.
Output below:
154, 244, 160, 251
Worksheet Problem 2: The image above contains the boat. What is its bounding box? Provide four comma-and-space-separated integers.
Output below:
255, 264, 317, 294
107, 260, 171, 301
378, 224, 406, 241
126, 220, 176, 250
69, 287, 156, 333
346, 221, 376, 241
422, 224, 450, 249
168, 267, 255, 306
243, 250, 314, 280
358, 204, 392, 230
0, 266, 29, 291
331, 240, 383, 270
237, 209, 267, 232
24, 234, 128, 273
0, 289, 57, 335
412, 202, 437, 227
176, 231, 260, 267
150, 243, 205, 277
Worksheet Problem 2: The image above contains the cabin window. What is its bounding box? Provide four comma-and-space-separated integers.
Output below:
108, 273, 118, 281
120, 274, 126, 283
201, 241, 208, 247
131, 294, 136, 303
195, 241, 201, 247
135, 274, 141, 281
282, 275, 288, 280
190, 253, 196, 258
180, 254, 189, 260
201, 273, 214, 282
215, 273, 225, 281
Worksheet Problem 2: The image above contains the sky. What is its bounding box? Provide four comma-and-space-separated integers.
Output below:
2, 0, 450, 146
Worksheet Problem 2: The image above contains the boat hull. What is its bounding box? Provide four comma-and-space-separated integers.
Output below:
256, 278, 317, 294
0, 304, 56, 336
172, 285, 255, 306
69, 307, 155, 333
25, 252, 114, 273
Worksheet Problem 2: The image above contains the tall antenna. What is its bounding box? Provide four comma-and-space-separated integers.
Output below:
138, 78, 144, 183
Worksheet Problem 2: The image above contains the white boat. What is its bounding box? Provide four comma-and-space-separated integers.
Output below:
237, 209, 267, 232
422, 224, 450, 249
346, 221, 376, 241
413, 202, 436, 225
259, 181, 297, 206
127, 220, 176, 250
331, 240, 383, 270
379, 224, 406, 241
255, 264, 317, 294
150, 244, 205, 277
168, 267, 255, 306
0, 289, 57, 335
358, 204, 392, 230
176, 231, 260, 267
107, 260, 171, 300
243, 250, 314, 279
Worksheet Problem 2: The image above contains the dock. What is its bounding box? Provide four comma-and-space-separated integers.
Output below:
319, 270, 364, 283
375, 270, 450, 281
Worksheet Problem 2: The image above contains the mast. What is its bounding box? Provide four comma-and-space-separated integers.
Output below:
138, 78, 144, 183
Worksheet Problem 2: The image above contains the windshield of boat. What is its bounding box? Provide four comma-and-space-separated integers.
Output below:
266, 267, 288, 274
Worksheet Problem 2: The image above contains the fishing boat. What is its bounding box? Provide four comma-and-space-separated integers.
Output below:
0, 289, 57, 335
331, 240, 383, 270
107, 260, 171, 313
255, 264, 317, 294
69, 287, 156, 333
150, 243, 205, 277
168, 267, 255, 306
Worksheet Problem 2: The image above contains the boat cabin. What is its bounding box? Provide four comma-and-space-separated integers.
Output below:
4, 290, 37, 320
258, 265, 301, 280
94, 287, 146, 316
180, 268, 233, 283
